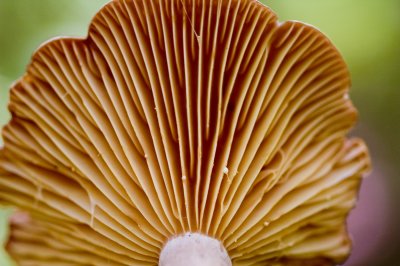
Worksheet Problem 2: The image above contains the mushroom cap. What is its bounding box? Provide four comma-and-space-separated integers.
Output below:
0, 0, 370, 265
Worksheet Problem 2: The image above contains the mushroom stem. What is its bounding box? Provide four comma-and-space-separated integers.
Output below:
159, 233, 232, 266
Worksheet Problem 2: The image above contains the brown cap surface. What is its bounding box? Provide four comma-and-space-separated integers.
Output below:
0, 0, 370, 265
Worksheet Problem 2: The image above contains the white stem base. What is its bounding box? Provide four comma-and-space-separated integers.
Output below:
159, 233, 232, 266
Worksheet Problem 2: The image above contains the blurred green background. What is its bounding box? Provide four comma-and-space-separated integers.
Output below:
0, 0, 399, 265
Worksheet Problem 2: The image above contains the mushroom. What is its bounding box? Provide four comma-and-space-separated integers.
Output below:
0, 0, 371, 265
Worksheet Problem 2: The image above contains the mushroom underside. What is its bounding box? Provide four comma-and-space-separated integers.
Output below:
0, 0, 370, 265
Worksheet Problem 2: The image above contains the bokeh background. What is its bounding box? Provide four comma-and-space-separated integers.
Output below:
0, 0, 399, 265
